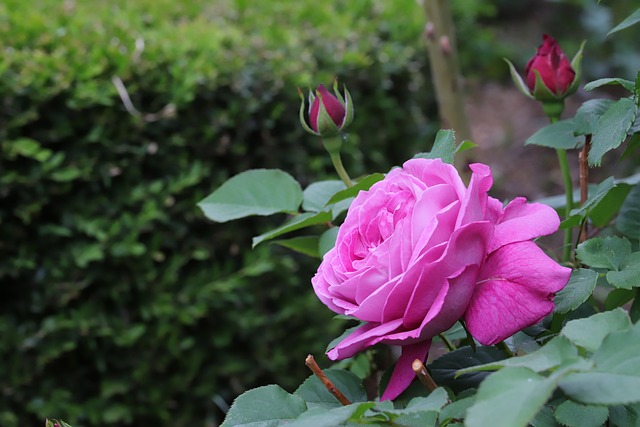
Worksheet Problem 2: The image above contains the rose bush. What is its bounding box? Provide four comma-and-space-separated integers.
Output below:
312, 158, 571, 400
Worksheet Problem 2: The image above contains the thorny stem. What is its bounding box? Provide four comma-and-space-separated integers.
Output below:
422, 0, 473, 173
305, 355, 351, 405
412, 359, 439, 392
579, 135, 591, 244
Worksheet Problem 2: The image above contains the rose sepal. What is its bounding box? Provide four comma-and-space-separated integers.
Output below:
566, 40, 586, 97
504, 58, 534, 99
298, 87, 320, 136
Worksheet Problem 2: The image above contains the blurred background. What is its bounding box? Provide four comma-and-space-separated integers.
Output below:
1, 0, 638, 425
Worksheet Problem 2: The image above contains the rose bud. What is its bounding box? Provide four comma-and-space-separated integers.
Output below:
504, 35, 584, 119
299, 80, 354, 138
525, 34, 576, 99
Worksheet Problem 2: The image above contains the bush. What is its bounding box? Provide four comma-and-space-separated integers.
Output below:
0, 0, 434, 425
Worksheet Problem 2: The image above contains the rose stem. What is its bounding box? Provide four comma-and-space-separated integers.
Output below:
496, 341, 514, 358
548, 115, 574, 263
578, 135, 591, 244
304, 355, 351, 405
328, 151, 353, 188
412, 359, 439, 392
438, 333, 456, 351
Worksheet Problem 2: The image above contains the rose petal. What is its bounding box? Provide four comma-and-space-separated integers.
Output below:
489, 197, 560, 253
327, 319, 405, 360
456, 163, 493, 227
380, 341, 432, 401
402, 221, 493, 328
465, 241, 571, 345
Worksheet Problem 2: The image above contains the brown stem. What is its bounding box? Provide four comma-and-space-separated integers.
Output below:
305, 355, 351, 405
422, 0, 472, 171
579, 135, 591, 243
412, 359, 438, 392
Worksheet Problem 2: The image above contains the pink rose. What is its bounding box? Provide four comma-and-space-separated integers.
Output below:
312, 158, 571, 400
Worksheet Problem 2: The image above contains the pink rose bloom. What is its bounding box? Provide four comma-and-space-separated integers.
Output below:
312, 158, 571, 400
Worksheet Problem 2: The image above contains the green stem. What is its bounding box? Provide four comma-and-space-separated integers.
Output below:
329, 151, 353, 188
556, 148, 574, 262
496, 341, 514, 358
548, 115, 574, 263
438, 333, 456, 351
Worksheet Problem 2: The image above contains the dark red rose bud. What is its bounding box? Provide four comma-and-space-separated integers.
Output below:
525, 34, 576, 97
309, 84, 346, 132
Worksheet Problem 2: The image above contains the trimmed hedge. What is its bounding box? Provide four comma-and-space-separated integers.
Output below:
0, 0, 434, 425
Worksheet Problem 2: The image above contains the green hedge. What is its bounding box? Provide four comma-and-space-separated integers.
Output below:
0, 0, 436, 425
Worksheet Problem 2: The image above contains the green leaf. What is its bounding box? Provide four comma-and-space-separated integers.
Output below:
617, 184, 640, 240
584, 78, 636, 93
199, 169, 302, 222
413, 129, 457, 164
382, 389, 448, 427
325, 173, 385, 205
531, 404, 562, 427
465, 367, 557, 427
287, 403, 370, 427
605, 288, 636, 310
456, 140, 477, 153
588, 183, 632, 227
608, 8, 640, 36
252, 211, 332, 248
554, 269, 599, 314
456, 336, 580, 375
318, 227, 339, 258
554, 400, 609, 427
589, 98, 638, 166
302, 180, 346, 212
592, 320, 640, 374
392, 411, 439, 427
559, 372, 640, 405
576, 236, 632, 270
221, 385, 307, 426
294, 369, 367, 409
561, 177, 615, 228
439, 395, 476, 425
272, 236, 320, 258
403, 388, 449, 412
560, 308, 632, 352
609, 403, 640, 427
573, 99, 615, 136
607, 252, 640, 289
8, 137, 53, 162
428, 346, 507, 393
525, 119, 581, 149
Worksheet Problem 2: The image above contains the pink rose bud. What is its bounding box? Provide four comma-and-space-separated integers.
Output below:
299, 81, 354, 139
525, 34, 576, 98
309, 84, 346, 132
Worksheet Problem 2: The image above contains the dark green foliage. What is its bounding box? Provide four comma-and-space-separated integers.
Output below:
0, 0, 435, 425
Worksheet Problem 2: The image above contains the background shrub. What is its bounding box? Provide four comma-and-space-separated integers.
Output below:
0, 1, 434, 425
